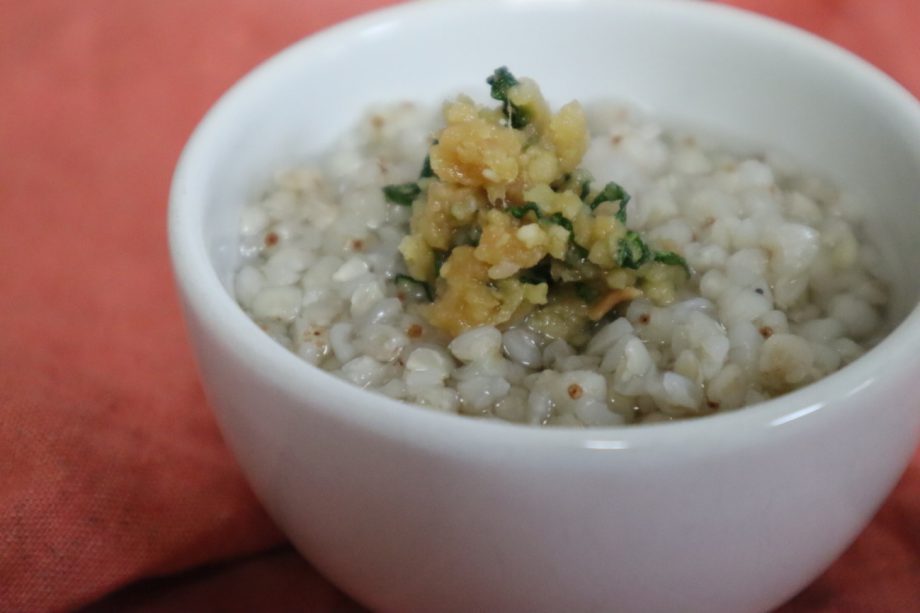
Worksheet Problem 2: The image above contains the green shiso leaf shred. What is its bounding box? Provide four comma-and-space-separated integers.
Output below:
394, 274, 434, 301
591, 181, 631, 223
616, 231, 652, 269
383, 183, 421, 206
653, 250, 691, 277
487, 66, 531, 129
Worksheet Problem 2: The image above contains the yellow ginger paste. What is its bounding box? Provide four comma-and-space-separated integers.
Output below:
393, 68, 688, 339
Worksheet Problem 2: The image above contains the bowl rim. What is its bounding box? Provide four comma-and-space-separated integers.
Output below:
169, 0, 920, 452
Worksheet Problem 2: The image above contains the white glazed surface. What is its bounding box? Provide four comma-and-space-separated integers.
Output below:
169, 1, 920, 611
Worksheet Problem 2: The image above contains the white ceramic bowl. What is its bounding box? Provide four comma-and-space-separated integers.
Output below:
169, 1, 920, 611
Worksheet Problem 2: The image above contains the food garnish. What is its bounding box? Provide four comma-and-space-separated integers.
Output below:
384, 67, 690, 339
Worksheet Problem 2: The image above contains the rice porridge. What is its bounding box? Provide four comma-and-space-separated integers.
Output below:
233, 69, 888, 426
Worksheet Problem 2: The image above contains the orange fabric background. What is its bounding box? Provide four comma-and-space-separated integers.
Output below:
0, 1, 917, 611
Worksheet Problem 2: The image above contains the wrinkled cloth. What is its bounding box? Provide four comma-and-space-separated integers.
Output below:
0, 1, 917, 611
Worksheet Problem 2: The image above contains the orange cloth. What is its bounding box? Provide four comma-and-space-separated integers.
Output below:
0, 1, 916, 611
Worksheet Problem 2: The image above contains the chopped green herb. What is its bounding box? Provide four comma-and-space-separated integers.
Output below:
487, 66, 518, 101
591, 181, 631, 222
616, 231, 652, 269
546, 212, 573, 232
509, 203, 574, 233
508, 202, 542, 220
507, 204, 575, 236
510, 109, 532, 129
394, 273, 434, 301
383, 182, 421, 206
653, 250, 691, 276
486, 66, 530, 129
419, 155, 434, 179
563, 169, 593, 200
420, 139, 438, 179
554, 170, 593, 199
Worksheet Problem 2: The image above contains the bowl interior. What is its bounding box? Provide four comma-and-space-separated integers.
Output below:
179, 0, 920, 390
